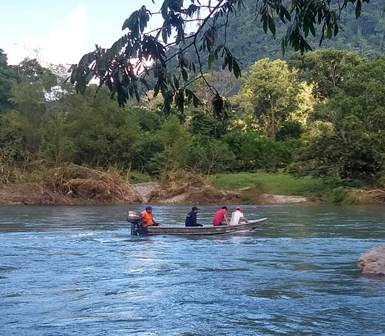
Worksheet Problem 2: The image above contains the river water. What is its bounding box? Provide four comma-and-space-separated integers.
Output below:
0, 205, 385, 336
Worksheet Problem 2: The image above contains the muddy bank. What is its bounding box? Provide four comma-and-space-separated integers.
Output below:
142, 183, 313, 205
3, 180, 385, 206
0, 183, 141, 206
255, 193, 313, 204
0, 166, 383, 206
0, 181, 313, 206
0, 184, 45, 205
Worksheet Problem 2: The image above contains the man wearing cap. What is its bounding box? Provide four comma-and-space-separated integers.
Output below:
185, 206, 203, 227
140, 206, 159, 228
229, 206, 248, 226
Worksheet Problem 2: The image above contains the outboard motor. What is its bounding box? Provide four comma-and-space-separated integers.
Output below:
127, 211, 146, 236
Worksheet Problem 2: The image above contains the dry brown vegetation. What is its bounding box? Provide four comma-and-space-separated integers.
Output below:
157, 170, 240, 204
43, 164, 140, 203
0, 164, 141, 205
340, 187, 385, 204
159, 170, 210, 198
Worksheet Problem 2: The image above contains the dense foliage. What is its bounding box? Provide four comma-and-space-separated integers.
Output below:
0, 50, 18, 110
295, 57, 385, 182
1, 47, 385, 187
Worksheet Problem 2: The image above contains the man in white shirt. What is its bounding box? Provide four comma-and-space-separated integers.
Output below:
229, 206, 248, 226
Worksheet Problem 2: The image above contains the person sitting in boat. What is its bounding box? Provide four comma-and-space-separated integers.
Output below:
185, 206, 203, 227
213, 206, 228, 226
140, 206, 159, 228
229, 206, 248, 226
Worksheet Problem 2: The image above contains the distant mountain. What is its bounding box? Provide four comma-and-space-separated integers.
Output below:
212, 0, 385, 69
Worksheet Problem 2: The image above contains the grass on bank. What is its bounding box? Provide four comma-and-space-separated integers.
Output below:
211, 172, 331, 197
125, 171, 153, 184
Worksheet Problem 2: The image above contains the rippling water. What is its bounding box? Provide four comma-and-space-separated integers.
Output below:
1, 205, 385, 336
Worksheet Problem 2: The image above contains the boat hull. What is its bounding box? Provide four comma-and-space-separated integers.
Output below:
146, 218, 267, 236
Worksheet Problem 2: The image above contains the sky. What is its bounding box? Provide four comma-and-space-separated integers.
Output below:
1, 0, 160, 65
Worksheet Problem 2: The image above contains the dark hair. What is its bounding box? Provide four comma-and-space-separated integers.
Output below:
221, 206, 228, 210
145, 206, 152, 211
192, 206, 199, 211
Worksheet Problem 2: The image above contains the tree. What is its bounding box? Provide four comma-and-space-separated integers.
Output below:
234, 59, 299, 139
223, 130, 300, 171
289, 49, 364, 98
9, 82, 47, 154
14, 58, 57, 89
0, 111, 31, 175
0, 50, 18, 111
40, 104, 75, 164
152, 116, 193, 172
296, 57, 385, 181
189, 108, 228, 138
187, 135, 234, 174
70, 0, 370, 111
63, 86, 141, 167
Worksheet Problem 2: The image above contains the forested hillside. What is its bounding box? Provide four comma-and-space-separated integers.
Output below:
216, 0, 385, 69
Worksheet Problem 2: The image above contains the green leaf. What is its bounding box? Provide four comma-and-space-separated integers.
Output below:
262, 17, 268, 33
162, 27, 168, 44
175, 89, 184, 113
123, 12, 139, 36
173, 74, 179, 90
355, 0, 362, 18
161, 0, 169, 19
309, 22, 316, 37
154, 80, 160, 96
334, 22, 339, 36
162, 90, 173, 114
181, 67, 188, 81
233, 59, 241, 78
208, 52, 215, 69
326, 24, 333, 39
268, 15, 276, 35
281, 6, 291, 21
139, 6, 150, 33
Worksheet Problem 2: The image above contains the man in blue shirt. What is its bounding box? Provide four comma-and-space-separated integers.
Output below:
185, 206, 203, 227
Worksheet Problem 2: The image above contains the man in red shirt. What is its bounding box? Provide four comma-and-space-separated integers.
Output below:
212, 206, 228, 226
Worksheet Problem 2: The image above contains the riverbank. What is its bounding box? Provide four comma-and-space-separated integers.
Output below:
0, 166, 384, 205
0, 165, 142, 206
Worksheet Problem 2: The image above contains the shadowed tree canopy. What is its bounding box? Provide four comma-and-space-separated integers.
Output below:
289, 49, 365, 98
0, 49, 18, 110
70, 0, 370, 112
15, 59, 57, 89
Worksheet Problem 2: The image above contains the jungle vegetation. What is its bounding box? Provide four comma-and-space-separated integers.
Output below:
1, 46, 385, 189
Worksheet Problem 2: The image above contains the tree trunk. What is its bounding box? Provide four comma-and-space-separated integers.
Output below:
269, 102, 276, 140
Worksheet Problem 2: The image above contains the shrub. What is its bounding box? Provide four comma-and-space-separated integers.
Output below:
223, 131, 302, 171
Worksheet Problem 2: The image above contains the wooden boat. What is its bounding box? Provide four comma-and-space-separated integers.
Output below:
147, 218, 267, 236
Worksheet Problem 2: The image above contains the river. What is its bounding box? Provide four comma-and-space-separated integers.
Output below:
1, 205, 385, 335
